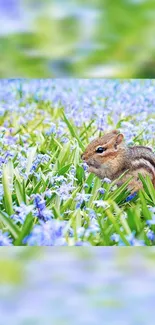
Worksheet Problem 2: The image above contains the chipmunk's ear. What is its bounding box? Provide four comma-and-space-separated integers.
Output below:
115, 133, 124, 147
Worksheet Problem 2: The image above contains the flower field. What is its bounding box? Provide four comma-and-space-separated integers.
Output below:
0, 79, 155, 246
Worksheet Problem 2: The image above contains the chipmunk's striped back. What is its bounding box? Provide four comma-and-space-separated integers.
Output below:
129, 146, 155, 185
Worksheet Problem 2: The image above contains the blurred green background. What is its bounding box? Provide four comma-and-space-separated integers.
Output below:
1, 0, 155, 78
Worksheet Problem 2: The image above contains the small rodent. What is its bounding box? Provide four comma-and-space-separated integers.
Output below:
81, 130, 155, 193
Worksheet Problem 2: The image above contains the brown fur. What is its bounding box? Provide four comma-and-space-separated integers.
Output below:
81, 130, 155, 193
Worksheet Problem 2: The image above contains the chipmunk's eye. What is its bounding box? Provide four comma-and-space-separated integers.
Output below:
96, 147, 106, 153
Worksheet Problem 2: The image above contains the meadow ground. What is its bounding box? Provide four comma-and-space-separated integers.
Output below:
0, 79, 155, 246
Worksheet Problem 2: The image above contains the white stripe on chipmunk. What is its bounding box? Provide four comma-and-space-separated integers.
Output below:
132, 158, 155, 176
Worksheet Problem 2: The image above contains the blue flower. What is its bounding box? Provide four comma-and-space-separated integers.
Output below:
98, 187, 106, 195
147, 208, 155, 225
93, 200, 109, 208
75, 192, 92, 208
11, 203, 33, 224
86, 208, 96, 219
125, 232, 145, 246
54, 182, 75, 201
82, 162, 88, 171
102, 177, 112, 184
45, 123, 57, 135
111, 233, 120, 242
125, 192, 137, 202
33, 194, 53, 221
24, 220, 68, 246
30, 154, 50, 174
147, 230, 155, 241
0, 230, 12, 246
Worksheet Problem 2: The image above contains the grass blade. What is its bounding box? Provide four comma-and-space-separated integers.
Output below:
0, 211, 20, 239
2, 161, 14, 215
14, 213, 34, 246
62, 113, 85, 150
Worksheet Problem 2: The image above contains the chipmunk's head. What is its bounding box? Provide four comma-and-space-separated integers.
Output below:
81, 130, 125, 178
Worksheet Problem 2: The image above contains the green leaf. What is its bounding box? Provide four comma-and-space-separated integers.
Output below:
56, 163, 72, 176
2, 161, 14, 215
109, 177, 133, 201
26, 146, 37, 175
76, 164, 85, 185
56, 141, 71, 169
73, 142, 81, 166
139, 190, 152, 220
14, 212, 34, 246
30, 179, 42, 195
14, 180, 25, 205
0, 211, 20, 239
80, 120, 95, 140
14, 168, 26, 204
85, 173, 94, 191
106, 207, 130, 246
138, 173, 151, 197
87, 176, 101, 208
145, 175, 155, 204
60, 186, 82, 214
62, 113, 85, 150
52, 206, 61, 219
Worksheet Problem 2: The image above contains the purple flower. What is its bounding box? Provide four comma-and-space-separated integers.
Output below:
30, 154, 50, 173
86, 208, 96, 219
147, 230, 155, 241
4, 135, 17, 145
102, 177, 111, 184
125, 192, 137, 202
54, 182, 75, 201
11, 203, 33, 224
24, 220, 68, 246
45, 123, 57, 135
125, 233, 145, 246
0, 230, 12, 246
84, 222, 100, 238
0, 184, 4, 200
44, 189, 52, 198
82, 162, 88, 171
33, 194, 53, 221
98, 187, 106, 195
75, 192, 92, 208
147, 208, 155, 225
34, 195, 46, 210
111, 233, 120, 242
93, 200, 109, 208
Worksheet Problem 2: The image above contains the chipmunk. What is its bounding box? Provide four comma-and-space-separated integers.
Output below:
81, 130, 155, 193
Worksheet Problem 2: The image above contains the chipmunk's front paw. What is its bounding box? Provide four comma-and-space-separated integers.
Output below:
127, 180, 143, 194
88, 166, 97, 174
